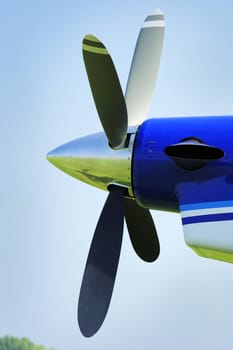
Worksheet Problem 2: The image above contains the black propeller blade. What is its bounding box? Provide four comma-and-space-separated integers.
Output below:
82, 35, 128, 148
78, 187, 125, 337
125, 199, 160, 262
78, 189, 160, 337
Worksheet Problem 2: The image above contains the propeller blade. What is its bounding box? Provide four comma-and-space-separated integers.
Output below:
125, 199, 160, 262
125, 9, 165, 125
83, 35, 128, 148
78, 187, 125, 337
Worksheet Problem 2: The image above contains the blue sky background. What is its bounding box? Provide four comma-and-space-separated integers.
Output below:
1, 1, 233, 349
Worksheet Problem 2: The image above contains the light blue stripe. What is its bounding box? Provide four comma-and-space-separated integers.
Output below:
180, 200, 233, 211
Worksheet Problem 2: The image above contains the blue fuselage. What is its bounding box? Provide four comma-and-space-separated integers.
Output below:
133, 116, 233, 212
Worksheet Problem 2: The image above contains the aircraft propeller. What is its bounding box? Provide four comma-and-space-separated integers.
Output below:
78, 9, 165, 337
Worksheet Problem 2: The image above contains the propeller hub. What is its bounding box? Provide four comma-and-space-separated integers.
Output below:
47, 131, 136, 194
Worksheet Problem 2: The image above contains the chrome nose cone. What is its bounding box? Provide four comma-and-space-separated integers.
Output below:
47, 132, 133, 192
46, 133, 99, 171
47, 132, 108, 172
47, 132, 111, 186
46, 144, 69, 170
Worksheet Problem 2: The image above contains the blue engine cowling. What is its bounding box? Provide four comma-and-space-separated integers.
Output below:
132, 117, 233, 212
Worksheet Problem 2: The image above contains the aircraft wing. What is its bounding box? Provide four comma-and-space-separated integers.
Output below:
176, 178, 233, 264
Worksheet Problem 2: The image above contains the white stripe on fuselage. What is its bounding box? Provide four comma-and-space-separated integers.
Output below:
181, 206, 233, 218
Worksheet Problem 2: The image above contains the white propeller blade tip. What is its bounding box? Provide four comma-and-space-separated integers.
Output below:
150, 9, 163, 16
144, 9, 165, 28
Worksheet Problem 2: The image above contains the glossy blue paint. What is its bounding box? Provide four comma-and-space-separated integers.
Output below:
180, 200, 233, 211
182, 213, 233, 225
133, 116, 233, 212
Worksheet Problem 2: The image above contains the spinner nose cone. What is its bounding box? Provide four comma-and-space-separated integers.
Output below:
47, 131, 133, 192
46, 132, 109, 175
46, 138, 80, 172
46, 145, 67, 169
46, 148, 57, 162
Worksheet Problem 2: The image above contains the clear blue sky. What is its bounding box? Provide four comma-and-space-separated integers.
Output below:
1, 1, 233, 349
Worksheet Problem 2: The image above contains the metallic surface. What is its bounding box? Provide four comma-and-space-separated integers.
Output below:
47, 131, 136, 195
